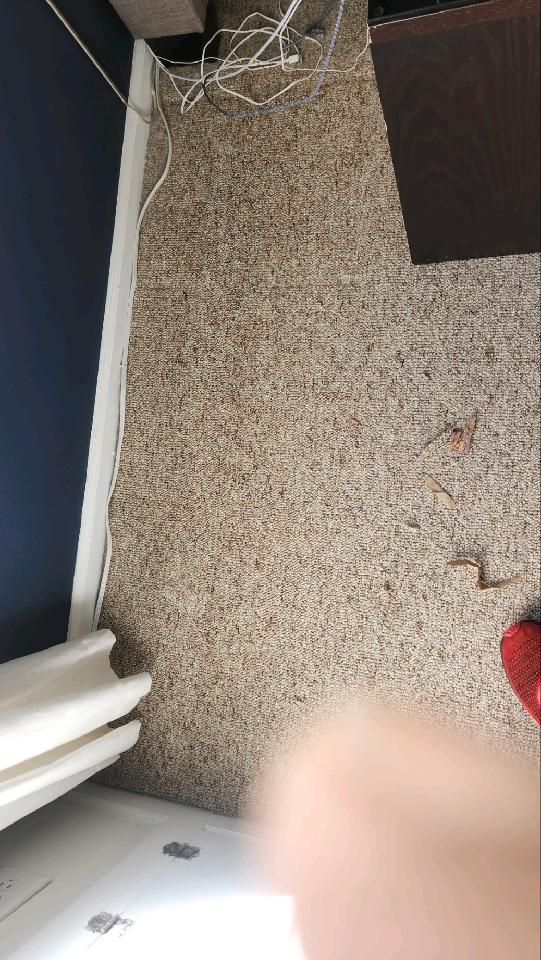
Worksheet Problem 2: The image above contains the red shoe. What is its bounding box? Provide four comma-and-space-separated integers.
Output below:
501, 621, 541, 725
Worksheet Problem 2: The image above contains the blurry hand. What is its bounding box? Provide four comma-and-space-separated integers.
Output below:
264, 707, 540, 960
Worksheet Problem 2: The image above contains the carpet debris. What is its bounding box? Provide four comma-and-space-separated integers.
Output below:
382, 581, 397, 601
450, 416, 477, 455
448, 559, 522, 591
424, 475, 456, 510
87, 913, 134, 935
163, 841, 200, 860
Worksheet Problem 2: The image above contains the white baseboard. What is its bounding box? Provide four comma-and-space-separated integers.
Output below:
67, 40, 153, 642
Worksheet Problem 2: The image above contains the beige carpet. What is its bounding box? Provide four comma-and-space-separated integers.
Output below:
99, 1, 541, 815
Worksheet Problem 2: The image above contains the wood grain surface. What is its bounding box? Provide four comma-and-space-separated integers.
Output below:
370, 0, 541, 263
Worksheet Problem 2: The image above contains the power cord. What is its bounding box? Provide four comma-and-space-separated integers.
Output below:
44, 0, 151, 123
201, 0, 347, 118
150, 2, 370, 117
282, 0, 335, 38
45, 0, 369, 121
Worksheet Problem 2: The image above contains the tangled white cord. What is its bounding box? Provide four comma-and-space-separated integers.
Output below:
148, 0, 370, 117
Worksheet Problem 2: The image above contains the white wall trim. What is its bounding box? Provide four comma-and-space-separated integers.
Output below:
67, 40, 153, 642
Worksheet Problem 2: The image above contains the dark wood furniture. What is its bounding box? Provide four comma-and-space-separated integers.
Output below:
369, 0, 541, 264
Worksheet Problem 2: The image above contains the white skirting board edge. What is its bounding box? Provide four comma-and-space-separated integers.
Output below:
67, 40, 153, 642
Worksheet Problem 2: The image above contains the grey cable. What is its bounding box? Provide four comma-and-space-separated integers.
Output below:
202, 0, 347, 119
44, 0, 150, 123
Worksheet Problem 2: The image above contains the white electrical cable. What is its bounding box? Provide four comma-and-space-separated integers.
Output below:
92, 63, 172, 630
148, 1, 370, 118
198, 6, 316, 109
149, 21, 316, 114
147, 16, 309, 115
211, 26, 322, 109
201, 0, 347, 118
44, 0, 151, 123
218, 0, 305, 81
43, 0, 368, 139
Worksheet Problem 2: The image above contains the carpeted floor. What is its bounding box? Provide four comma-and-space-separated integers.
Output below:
99, 1, 541, 815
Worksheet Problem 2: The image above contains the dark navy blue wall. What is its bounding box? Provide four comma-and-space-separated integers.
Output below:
0, 1, 133, 662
